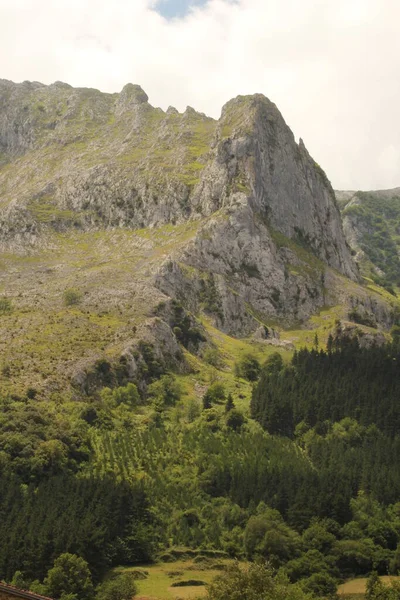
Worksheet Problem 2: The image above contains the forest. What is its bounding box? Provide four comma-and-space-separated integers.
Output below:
1, 333, 400, 599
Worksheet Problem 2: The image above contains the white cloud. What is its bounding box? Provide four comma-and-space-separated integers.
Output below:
0, 0, 399, 189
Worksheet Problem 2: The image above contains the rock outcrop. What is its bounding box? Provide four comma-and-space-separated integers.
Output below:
192, 95, 357, 279
0, 79, 362, 334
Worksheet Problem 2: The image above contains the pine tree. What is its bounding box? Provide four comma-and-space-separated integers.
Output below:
327, 334, 334, 354
203, 391, 212, 410
314, 333, 319, 350
225, 393, 235, 412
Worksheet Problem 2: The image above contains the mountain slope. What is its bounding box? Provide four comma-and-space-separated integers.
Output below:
3, 80, 400, 594
0, 80, 355, 274
0, 79, 397, 398
336, 189, 400, 289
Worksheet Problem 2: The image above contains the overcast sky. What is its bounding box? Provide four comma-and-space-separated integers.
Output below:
1, 0, 399, 190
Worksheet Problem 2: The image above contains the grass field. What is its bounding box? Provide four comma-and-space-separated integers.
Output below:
338, 576, 400, 597
113, 558, 236, 600
115, 564, 400, 600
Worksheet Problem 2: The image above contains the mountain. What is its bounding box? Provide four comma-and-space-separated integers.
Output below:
0, 80, 353, 270
3, 79, 400, 598
0, 79, 396, 399
336, 188, 400, 290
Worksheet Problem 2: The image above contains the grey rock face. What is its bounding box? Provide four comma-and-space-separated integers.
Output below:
192, 95, 357, 280
155, 201, 330, 334
0, 80, 360, 331
337, 322, 388, 349
121, 317, 188, 380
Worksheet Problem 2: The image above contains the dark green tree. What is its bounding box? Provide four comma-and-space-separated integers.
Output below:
225, 393, 235, 412
45, 553, 94, 600
226, 409, 245, 431
203, 392, 212, 410
234, 354, 261, 381
96, 573, 137, 600
366, 571, 386, 600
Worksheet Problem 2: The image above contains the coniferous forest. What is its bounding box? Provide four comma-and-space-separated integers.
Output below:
2, 335, 400, 598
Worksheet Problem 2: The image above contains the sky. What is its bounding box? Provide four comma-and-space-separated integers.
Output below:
0, 0, 399, 190
155, 0, 208, 19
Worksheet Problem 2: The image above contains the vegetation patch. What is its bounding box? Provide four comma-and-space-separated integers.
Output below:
338, 576, 400, 596
342, 191, 400, 288
170, 580, 206, 587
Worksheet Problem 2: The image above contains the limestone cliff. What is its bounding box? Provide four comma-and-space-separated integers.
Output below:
0, 79, 362, 335
192, 95, 357, 280
0, 81, 354, 278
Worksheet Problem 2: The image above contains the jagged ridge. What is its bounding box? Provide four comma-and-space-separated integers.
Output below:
0, 80, 355, 278
1, 79, 396, 397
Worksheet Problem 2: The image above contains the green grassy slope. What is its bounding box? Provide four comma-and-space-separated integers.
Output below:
338, 190, 400, 290
1, 218, 398, 400
0, 222, 201, 398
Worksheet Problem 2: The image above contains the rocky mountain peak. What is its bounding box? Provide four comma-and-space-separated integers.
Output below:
0, 79, 368, 336
337, 188, 400, 288
117, 83, 149, 109
192, 92, 358, 282
220, 93, 282, 128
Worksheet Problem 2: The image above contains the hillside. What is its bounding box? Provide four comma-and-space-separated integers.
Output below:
2, 80, 400, 600
336, 189, 400, 291
0, 79, 397, 400
3, 335, 400, 600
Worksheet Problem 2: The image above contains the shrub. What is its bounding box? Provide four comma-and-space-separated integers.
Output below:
207, 383, 226, 402
348, 308, 376, 328
45, 553, 94, 600
137, 341, 164, 381
203, 347, 222, 368
171, 580, 206, 587
26, 387, 38, 400
207, 562, 311, 600
186, 398, 201, 422
203, 383, 226, 409
101, 383, 141, 408
96, 573, 137, 600
234, 354, 261, 381
200, 274, 223, 320
11, 571, 30, 590
226, 409, 245, 431
225, 393, 235, 412
63, 288, 82, 306
0, 297, 12, 314
300, 572, 337, 597
148, 375, 182, 407
29, 581, 48, 596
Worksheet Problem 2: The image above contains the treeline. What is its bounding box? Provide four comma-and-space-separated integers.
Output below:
251, 340, 400, 513
0, 473, 154, 582
3, 336, 400, 596
251, 337, 400, 437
